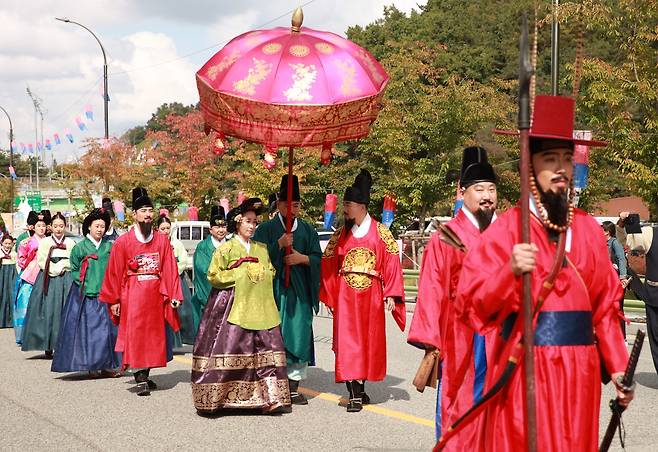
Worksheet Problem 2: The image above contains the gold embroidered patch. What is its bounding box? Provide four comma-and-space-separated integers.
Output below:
342, 247, 377, 290
335, 59, 360, 96
315, 43, 334, 54
377, 222, 399, 255
206, 49, 241, 81
192, 351, 286, 372
262, 43, 282, 55
284, 63, 318, 101
289, 44, 310, 58
233, 58, 273, 95
246, 261, 266, 283
323, 227, 342, 258
192, 377, 291, 411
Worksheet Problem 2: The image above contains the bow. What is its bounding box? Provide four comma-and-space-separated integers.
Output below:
79, 253, 99, 295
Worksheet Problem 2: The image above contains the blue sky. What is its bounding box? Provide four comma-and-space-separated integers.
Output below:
0, 0, 424, 164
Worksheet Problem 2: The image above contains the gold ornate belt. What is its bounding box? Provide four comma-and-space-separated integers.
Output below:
339, 266, 381, 280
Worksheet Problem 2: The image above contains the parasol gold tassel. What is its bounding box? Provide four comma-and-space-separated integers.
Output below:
291, 7, 304, 33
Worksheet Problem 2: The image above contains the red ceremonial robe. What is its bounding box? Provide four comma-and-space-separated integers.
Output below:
320, 217, 406, 382
455, 207, 628, 452
407, 209, 494, 448
100, 228, 182, 370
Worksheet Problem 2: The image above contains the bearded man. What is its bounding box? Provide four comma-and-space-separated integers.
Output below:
408, 146, 498, 446
452, 96, 633, 451
100, 187, 182, 396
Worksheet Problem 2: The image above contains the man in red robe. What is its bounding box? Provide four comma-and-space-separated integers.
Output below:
100, 187, 182, 396
408, 146, 498, 446
452, 96, 634, 451
320, 169, 405, 412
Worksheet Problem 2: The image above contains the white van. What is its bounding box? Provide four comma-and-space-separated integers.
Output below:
170, 221, 211, 256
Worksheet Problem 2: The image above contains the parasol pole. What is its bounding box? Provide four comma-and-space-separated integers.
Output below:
285, 146, 294, 287
518, 14, 537, 452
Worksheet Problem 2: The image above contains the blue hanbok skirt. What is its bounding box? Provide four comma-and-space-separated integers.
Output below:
52, 284, 121, 372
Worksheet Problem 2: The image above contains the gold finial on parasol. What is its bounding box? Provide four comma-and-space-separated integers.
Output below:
291, 7, 304, 33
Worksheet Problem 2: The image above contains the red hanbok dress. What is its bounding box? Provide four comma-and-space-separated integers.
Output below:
100, 228, 182, 370
455, 207, 628, 452
320, 216, 406, 382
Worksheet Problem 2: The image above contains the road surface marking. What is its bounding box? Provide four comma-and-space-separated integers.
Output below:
173, 355, 434, 428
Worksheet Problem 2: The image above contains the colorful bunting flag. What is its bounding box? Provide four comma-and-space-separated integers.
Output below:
28, 143, 34, 153
20, 143, 25, 153
53, 133, 61, 145
8, 166, 16, 179
36, 141, 43, 152
382, 194, 396, 228
85, 104, 93, 120
45, 139, 52, 150
323, 193, 338, 230
75, 116, 87, 131
10, 141, 17, 152
65, 128, 74, 143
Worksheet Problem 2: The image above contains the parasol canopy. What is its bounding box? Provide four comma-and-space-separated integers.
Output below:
196, 7, 389, 149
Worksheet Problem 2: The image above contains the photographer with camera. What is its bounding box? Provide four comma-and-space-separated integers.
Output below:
619, 211, 658, 375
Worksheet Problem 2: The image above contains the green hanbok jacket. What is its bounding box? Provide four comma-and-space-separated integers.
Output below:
70, 238, 112, 297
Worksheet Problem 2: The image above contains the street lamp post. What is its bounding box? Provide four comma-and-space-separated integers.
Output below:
0, 105, 14, 221
55, 17, 109, 140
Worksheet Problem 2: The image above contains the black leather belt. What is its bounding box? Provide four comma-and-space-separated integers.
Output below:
501, 311, 594, 346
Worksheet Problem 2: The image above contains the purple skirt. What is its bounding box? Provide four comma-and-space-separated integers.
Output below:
191, 288, 290, 412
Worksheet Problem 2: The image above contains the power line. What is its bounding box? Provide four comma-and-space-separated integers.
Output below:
107, 0, 320, 77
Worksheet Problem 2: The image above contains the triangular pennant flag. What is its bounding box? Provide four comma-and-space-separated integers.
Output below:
65, 128, 74, 143
53, 133, 61, 145
85, 104, 93, 120
45, 139, 52, 150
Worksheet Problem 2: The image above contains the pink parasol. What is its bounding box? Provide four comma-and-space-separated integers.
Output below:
196, 7, 389, 285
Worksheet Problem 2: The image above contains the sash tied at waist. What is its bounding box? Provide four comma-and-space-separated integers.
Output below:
501, 310, 594, 346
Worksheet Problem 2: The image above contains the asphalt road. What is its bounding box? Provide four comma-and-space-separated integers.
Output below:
0, 312, 656, 451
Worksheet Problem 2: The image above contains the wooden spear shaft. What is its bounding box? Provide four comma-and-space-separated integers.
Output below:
518, 14, 537, 452
285, 146, 294, 287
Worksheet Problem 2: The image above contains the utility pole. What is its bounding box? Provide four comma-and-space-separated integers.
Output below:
56, 17, 109, 140
0, 105, 14, 220
27, 87, 43, 192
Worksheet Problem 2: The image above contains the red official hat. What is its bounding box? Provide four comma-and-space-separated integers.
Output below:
495, 95, 608, 147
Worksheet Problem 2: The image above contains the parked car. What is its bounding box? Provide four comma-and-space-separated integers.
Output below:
170, 221, 211, 256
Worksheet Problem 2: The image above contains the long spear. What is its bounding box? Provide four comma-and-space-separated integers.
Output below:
518, 14, 537, 452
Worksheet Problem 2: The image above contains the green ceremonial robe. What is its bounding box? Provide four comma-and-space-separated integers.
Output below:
192, 235, 220, 312
253, 215, 322, 365
70, 238, 112, 296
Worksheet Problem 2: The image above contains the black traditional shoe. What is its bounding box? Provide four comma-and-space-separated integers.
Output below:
146, 379, 157, 390
345, 381, 363, 413
361, 381, 370, 405
44, 350, 53, 359
346, 397, 363, 412
288, 379, 308, 405
136, 382, 151, 396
